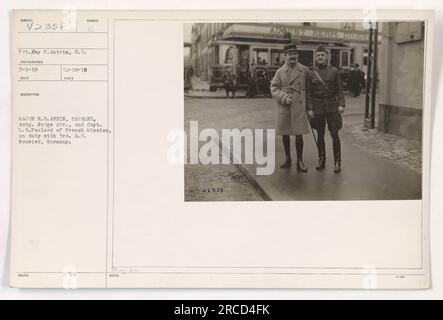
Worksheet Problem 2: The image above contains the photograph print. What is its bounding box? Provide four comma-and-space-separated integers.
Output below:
183, 21, 425, 201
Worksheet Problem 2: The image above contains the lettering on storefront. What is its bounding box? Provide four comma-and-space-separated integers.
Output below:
270, 25, 368, 41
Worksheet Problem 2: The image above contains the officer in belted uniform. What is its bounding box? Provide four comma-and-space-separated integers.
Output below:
308, 45, 345, 173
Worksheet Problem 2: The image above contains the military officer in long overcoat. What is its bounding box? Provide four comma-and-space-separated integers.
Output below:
270, 42, 312, 172
309, 45, 345, 173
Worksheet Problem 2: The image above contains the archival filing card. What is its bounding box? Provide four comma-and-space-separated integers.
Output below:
10, 10, 432, 288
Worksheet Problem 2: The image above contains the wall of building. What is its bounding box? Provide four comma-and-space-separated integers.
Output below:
378, 22, 424, 140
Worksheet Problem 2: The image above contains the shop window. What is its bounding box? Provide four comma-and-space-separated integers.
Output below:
341, 51, 349, 67
238, 46, 250, 83
330, 49, 340, 67
270, 49, 285, 66
215, 46, 219, 64
220, 45, 235, 64
253, 48, 269, 66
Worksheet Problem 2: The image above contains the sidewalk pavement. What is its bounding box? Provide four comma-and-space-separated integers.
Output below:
184, 95, 422, 201
341, 122, 422, 173
185, 75, 258, 98
233, 132, 421, 201
185, 89, 248, 99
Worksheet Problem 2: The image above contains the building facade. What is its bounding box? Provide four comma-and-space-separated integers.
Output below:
189, 22, 381, 81
378, 22, 425, 141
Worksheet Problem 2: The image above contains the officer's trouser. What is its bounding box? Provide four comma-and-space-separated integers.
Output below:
313, 112, 342, 161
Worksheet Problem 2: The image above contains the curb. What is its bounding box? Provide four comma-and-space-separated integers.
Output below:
234, 163, 273, 201
184, 93, 273, 99
218, 139, 273, 201
185, 94, 248, 99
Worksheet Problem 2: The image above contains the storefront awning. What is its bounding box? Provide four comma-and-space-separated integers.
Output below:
221, 23, 380, 44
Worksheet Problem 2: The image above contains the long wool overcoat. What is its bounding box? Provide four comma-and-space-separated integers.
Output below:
270, 62, 311, 135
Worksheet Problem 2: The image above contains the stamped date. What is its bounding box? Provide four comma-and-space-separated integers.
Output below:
201, 187, 224, 193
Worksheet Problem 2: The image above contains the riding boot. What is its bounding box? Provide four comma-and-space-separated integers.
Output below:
316, 145, 326, 170
316, 128, 326, 170
333, 135, 341, 173
296, 136, 308, 173
334, 158, 341, 173
280, 157, 292, 168
316, 156, 326, 170
297, 159, 308, 172
280, 135, 291, 168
